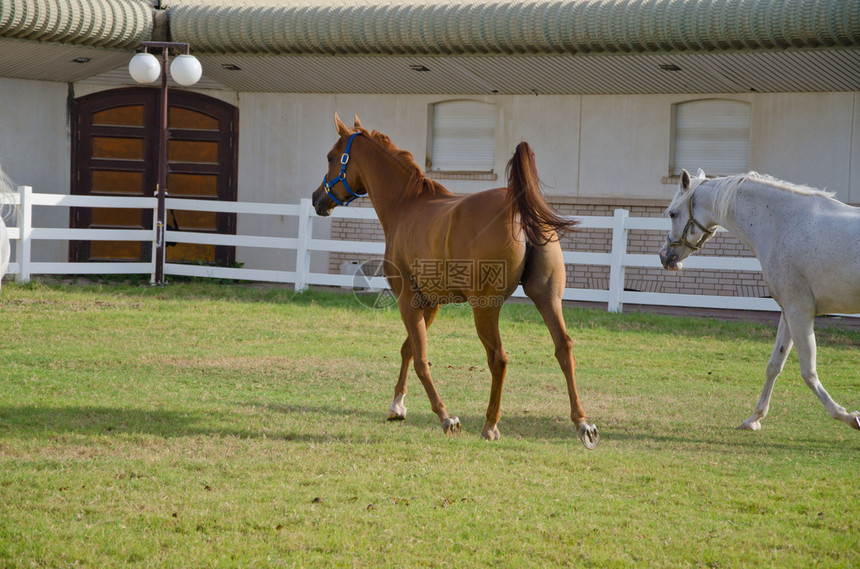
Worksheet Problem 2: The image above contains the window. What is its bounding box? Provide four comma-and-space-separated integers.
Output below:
427, 100, 495, 175
671, 99, 750, 176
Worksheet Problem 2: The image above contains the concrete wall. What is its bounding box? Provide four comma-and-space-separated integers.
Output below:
751, 92, 857, 199
1, 77, 857, 271
0, 77, 69, 262
236, 90, 859, 206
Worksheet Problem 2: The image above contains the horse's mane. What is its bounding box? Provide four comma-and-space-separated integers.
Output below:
668, 171, 836, 221
357, 127, 449, 199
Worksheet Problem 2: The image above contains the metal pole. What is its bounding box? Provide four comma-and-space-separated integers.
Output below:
132, 41, 194, 285
133, 41, 193, 285
154, 48, 169, 285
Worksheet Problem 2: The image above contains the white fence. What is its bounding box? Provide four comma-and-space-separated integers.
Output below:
2, 185, 796, 314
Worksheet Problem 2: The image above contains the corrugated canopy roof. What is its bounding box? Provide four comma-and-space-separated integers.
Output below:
0, 0, 858, 94
0, 0, 152, 48
2, 0, 858, 55
165, 0, 860, 56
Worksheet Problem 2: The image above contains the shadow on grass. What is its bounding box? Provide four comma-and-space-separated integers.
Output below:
0, 402, 591, 445
0, 404, 359, 444
2, 403, 855, 453
249, 401, 857, 452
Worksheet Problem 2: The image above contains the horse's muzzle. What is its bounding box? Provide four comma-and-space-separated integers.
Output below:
311, 186, 334, 217
659, 247, 682, 270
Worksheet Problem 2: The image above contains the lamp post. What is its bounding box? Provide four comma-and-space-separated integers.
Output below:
129, 42, 202, 285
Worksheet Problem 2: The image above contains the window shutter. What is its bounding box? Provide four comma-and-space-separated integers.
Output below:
673, 99, 750, 176
429, 101, 495, 172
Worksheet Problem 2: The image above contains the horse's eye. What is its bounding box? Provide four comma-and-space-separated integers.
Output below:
669, 212, 676, 219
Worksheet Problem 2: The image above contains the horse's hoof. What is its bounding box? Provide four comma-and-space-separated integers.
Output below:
851, 414, 860, 431
481, 423, 501, 441
577, 423, 600, 450
738, 421, 761, 431
388, 396, 406, 421
442, 417, 462, 436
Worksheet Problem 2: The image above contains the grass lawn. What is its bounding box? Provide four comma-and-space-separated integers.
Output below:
0, 281, 857, 568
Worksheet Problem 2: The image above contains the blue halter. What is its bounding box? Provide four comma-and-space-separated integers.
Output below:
322, 132, 365, 206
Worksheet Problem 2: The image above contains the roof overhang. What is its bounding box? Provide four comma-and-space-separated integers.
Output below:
1, 0, 858, 94
189, 49, 860, 95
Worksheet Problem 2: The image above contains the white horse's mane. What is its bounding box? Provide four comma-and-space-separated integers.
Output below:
668, 171, 836, 222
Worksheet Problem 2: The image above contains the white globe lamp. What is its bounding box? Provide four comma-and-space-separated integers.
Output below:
170, 54, 203, 86
128, 52, 161, 84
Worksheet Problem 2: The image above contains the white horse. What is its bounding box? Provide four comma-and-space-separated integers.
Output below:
660, 169, 860, 432
0, 161, 14, 286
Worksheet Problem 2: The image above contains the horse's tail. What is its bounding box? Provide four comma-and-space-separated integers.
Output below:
505, 141, 577, 245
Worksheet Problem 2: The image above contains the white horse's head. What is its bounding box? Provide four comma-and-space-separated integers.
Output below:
659, 169, 717, 270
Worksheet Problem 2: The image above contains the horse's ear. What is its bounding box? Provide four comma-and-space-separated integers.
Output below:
680, 169, 692, 193
334, 113, 350, 137
695, 168, 706, 179
353, 115, 363, 130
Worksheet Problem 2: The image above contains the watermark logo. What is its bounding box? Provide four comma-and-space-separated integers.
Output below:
349, 259, 400, 310
349, 258, 509, 310
409, 259, 507, 292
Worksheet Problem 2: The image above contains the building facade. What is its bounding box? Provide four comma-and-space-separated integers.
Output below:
1, 0, 858, 299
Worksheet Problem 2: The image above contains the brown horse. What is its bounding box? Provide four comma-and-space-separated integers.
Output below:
312, 114, 599, 449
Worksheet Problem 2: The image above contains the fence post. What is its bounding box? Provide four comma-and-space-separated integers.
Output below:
149, 204, 159, 286
607, 208, 629, 313
15, 186, 32, 284
294, 198, 313, 292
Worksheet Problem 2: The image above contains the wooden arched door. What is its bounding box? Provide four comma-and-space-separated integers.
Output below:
71, 87, 238, 266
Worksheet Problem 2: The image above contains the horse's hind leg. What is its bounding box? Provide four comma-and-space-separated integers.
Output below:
784, 309, 860, 431
522, 241, 599, 449
472, 305, 508, 441
389, 304, 440, 421
740, 313, 793, 431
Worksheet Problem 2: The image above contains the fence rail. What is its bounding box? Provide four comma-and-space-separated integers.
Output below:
5, 185, 853, 317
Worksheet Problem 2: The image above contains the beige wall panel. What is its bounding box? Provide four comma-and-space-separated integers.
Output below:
852, 93, 860, 205
500, 95, 581, 197
0, 77, 70, 262
750, 92, 854, 202
578, 94, 675, 201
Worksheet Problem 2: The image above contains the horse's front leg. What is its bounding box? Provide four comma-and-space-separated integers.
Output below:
388, 305, 441, 421
785, 310, 860, 431
397, 298, 460, 435
388, 339, 411, 421
740, 313, 793, 431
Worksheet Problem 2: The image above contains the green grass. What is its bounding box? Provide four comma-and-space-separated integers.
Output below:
0, 281, 858, 568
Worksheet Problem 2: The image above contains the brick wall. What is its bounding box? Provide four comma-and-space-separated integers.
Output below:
329, 218, 386, 278
329, 196, 770, 300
